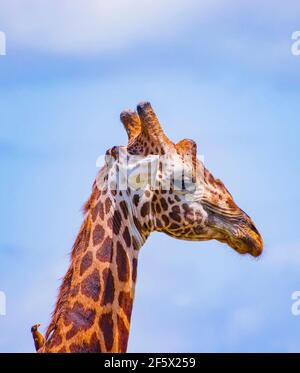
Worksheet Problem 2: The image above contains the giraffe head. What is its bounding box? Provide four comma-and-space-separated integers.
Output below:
102, 102, 263, 257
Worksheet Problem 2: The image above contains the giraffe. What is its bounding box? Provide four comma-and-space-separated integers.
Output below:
33, 101, 263, 353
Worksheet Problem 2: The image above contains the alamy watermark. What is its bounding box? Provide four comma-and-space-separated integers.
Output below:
0, 291, 6, 316
291, 291, 300, 316
95, 150, 205, 196
291, 31, 300, 56
0, 31, 6, 56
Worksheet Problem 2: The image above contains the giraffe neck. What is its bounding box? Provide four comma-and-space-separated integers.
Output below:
43, 185, 150, 352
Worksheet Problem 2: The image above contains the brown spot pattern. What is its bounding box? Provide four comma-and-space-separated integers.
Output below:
70, 284, 80, 297
69, 333, 101, 353
72, 219, 91, 256
116, 241, 129, 282
112, 210, 122, 235
170, 211, 181, 223
168, 197, 174, 204
96, 236, 113, 262
101, 268, 115, 306
80, 251, 93, 276
172, 205, 181, 214
122, 227, 131, 247
174, 195, 180, 202
98, 201, 104, 220
132, 258, 138, 282
156, 203, 161, 213
91, 201, 104, 222
117, 315, 129, 352
99, 312, 114, 351
156, 218, 163, 229
120, 201, 129, 219
93, 224, 105, 246
105, 198, 112, 214
160, 197, 168, 211
64, 302, 96, 340
81, 269, 101, 302
118, 291, 133, 322
162, 215, 169, 226
133, 194, 140, 207
141, 202, 150, 217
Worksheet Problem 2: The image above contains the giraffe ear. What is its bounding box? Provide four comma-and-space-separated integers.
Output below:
176, 139, 197, 182
136, 101, 170, 144
104, 146, 121, 172
120, 109, 141, 144
176, 139, 197, 159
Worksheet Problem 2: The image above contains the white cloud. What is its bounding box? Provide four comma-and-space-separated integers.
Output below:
0, 0, 299, 81
0, 0, 221, 55
0, 0, 299, 80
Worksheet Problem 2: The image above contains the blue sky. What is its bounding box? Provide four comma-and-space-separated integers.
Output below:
0, 0, 300, 352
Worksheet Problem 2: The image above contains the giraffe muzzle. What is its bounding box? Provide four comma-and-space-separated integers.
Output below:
206, 210, 263, 257
226, 215, 263, 257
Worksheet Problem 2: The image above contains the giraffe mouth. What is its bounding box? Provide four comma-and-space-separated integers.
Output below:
227, 227, 263, 257
207, 212, 263, 257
